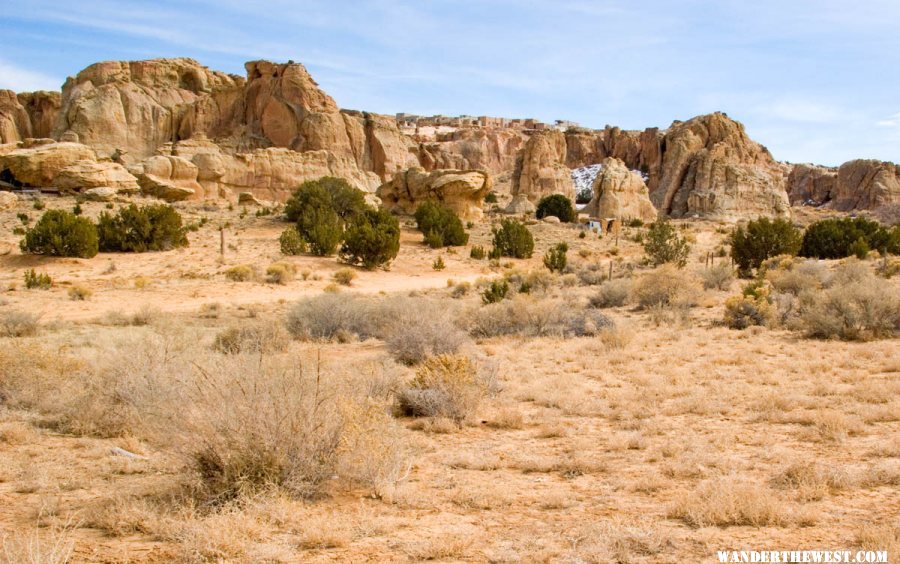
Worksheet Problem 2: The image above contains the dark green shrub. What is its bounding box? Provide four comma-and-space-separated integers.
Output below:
72, 203, 83, 216
799, 217, 899, 259
491, 219, 534, 259
482, 280, 509, 304
284, 177, 366, 223
284, 178, 366, 256
414, 201, 469, 248
339, 208, 400, 269
627, 218, 644, 228
20, 209, 98, 258
543, 242, 568, 273
730, 217, 801, 275
279, 226, 306, 255
643, 218, 690, 267
23, 269, 52, 289
484, 192, 498, 204
32, 199, 44, 211
535, 194, 575, 223
97, 204, 188, 252
849, 237, 870, 260
469, 245, 486, 260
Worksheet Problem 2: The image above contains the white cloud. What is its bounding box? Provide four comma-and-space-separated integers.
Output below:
0, 59, 60, 91
876, 112, 900, 128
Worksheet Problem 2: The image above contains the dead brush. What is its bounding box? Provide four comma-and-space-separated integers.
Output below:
668, 475, 789, 527
395, 354, 485, 425
212, 320, 290, 354
175, 353, 409, 502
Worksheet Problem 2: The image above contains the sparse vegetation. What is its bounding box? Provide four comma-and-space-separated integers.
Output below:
23, 269, 52, 290
491, 219, 534, 259
542, 242, 568, 273
396, 354, 484, 423
643, 218, 690, 267
279, 226, 307, 255
414, 200, 469, 248
266, 262, 296, 284
535, 194, 575, 223
730, 217, 802, 275
800, 216, 900, 259
332, 267, 357, 286
631, 265, 700, 310
339, 208, 400, 269
225, 264, 254, 282
97, 203, 188, 252
20, 209, 99, 258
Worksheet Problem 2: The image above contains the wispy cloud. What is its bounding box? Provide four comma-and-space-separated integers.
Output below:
0, 58, 60, 91
876, 112, 900, 128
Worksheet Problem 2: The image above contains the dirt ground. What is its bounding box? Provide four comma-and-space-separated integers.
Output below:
0, 194, 897, 563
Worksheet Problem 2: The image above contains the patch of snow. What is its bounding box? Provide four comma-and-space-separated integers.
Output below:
571, 164, 602, 203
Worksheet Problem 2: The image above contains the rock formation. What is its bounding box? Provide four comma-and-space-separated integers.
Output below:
0, 140, 96, 187
54, 161, 140, 193
377, 168, 491, 220
55, 58, 241, 160
787, 164, 837, 205
135, 155, 204, 201
0, 57, 893, 218
583, 158, 657, 221
831, 160, 900, 211
0, 91, 32, 144
511, 130, 575, 202
504, 194, 536, 215
652, 113, 790, 220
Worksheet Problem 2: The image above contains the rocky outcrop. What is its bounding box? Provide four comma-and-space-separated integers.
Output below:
583, 158, 657, 221
167, 137, 380, 201
652, 113, 789, 219
81, 187, 119, 201
18, 92, 61, 139
377, 168, 491, 220
54, 161, 140, 193
135, 155, 203, 201
0, 141, 96, 187
831, 160, 900, 211
418, 128, 526, 176
511, 130, 575, 202
0, 90, 32, 144
504, 194, 536, 215
787, 164, 837, 205
55, 58, 242, 160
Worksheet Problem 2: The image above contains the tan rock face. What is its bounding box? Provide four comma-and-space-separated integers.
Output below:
136, 155, 203, 201
787, 164, 837, 205
169, 138, 380, 202
0, 141, 96, 187
511, 130, 575, 202
55, 58, 242, 159
54, 161, 140, 193
17, 91, 61, 139
377, 168, 491, 220
419, 128, 526, 177
504, 194, 536, 215
652, 113, 789, 219
831, 160, 900, 211
0, 90, 32, 144
583, 158, 657, 222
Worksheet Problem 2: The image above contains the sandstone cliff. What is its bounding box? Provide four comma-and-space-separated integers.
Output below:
583, 158, 657, 222
377, 168, 491, 220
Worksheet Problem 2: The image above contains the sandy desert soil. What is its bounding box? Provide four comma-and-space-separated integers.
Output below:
0, 194, 897, 563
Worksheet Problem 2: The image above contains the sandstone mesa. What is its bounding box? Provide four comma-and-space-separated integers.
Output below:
0, 57, 896, 220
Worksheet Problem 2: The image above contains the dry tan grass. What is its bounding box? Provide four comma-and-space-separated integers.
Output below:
668, 476, 789, 528
0, 205, 897, 561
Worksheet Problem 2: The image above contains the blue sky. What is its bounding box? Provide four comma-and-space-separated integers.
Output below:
1, 0, 898, 166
